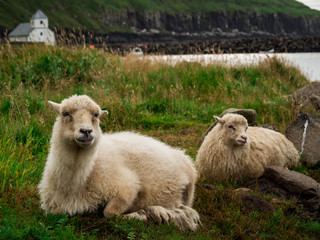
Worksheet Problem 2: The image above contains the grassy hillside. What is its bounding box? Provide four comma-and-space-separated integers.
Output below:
1, 0, 320, 33
1, 42, 320, 239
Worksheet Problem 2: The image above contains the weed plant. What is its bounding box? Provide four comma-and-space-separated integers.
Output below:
0, 42, 319, 239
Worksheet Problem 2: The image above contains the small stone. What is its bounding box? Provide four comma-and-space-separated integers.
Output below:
234, 187, 253, 194
240, 194, 276, 213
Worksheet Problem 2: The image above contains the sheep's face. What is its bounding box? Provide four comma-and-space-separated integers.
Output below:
214, 114, 249, 147
49, 95, 108, 148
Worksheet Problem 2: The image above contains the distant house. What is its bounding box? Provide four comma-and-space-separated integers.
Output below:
8, 9, 55, 45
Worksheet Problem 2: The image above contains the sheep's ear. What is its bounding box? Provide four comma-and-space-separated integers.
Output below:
214, 115, 225, 125
48, 101, 61, 114
100, 109, 108, 117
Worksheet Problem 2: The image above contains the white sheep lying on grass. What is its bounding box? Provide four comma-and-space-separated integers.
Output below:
38, 95, 200, 231
196, 113, 300, 183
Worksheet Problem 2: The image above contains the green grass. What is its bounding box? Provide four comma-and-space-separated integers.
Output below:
1, 0, 319, 32
0, 42, 319, 239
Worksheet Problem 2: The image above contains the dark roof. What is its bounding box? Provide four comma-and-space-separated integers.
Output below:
8, 23, 32, 37
31, 9, 47, 20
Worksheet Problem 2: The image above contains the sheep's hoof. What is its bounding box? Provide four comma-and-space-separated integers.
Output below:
124, 211, 148, 221
103, 208, 121, 218
103, 211, 116, 218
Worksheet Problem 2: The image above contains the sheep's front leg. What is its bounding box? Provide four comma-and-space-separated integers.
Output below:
103, 168, 141, 217
104, 197, 135, 217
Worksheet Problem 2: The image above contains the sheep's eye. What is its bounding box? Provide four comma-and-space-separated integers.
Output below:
62, 111, 71, 117
93, 113, 99, 120
228, 125, 235, 130
245, 127, 248, 131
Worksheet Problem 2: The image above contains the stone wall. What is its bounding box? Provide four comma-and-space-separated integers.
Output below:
105, 35, 320, 55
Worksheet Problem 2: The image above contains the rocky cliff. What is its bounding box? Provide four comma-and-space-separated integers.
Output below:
101, 9, 320, 37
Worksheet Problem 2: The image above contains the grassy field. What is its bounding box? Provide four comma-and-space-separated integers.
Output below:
1, 0, 320, 32
1, 42, 320, 239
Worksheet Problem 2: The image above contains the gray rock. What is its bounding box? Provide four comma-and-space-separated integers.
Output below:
289, 82, 320, 111
261, 166, 320, 197
286, 113, 320, 165
261, 124, 280, 132
309, 94, 320, 110
290, 82, 320, 102
220, 108, 258, 126
250, 166, 320, 219
202, 108, 257, 141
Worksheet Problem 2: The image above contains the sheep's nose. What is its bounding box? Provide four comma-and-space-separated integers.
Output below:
80, 128, 92, 135
241, 136, 247, 141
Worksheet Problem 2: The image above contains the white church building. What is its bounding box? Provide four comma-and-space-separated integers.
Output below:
8, 10, 55, 45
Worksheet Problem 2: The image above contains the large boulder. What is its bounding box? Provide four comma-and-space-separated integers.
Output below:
286, 113, 320, 165
202, 108, 257, 141
220, 108, 258, 126
260, 166, 320, 197
288, 82, 320, 112
250, 166, 320, 219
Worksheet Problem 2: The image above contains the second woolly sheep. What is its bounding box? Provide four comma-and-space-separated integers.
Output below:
196, 113, 300, 183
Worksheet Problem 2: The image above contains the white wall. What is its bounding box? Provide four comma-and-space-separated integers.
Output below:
8, 36, 29, 42
31, 19, 49, 28
29, 28, 55, 45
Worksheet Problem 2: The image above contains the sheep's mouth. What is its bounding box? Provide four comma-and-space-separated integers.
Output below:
75, 137, 94, 146
237, 140, 247, 145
